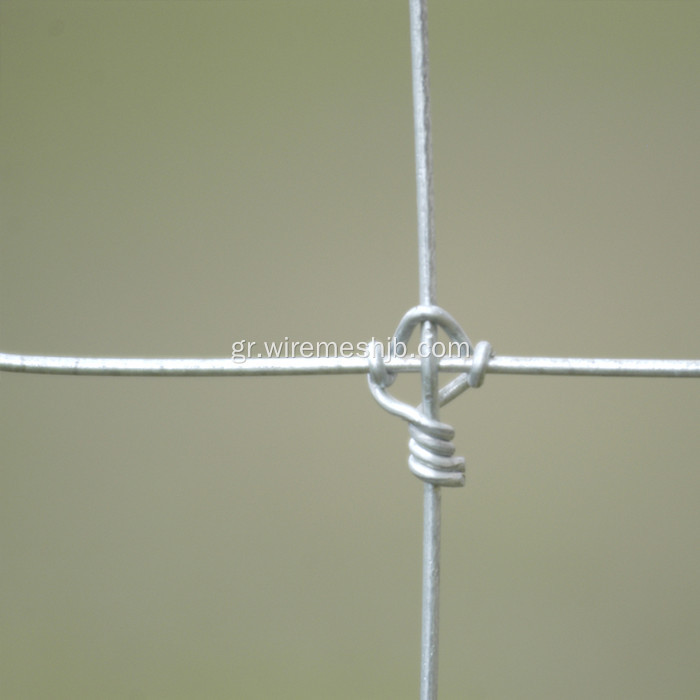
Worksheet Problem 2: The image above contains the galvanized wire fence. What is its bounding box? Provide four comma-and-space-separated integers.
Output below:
2, 2, 699, 698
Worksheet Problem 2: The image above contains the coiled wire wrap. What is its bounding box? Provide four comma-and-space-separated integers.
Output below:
367, 305, 492, 487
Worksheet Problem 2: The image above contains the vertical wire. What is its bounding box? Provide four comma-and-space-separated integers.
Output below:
408, 1, 441, 699
410, 0, 436, 307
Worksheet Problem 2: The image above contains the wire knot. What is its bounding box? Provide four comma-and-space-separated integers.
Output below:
367, 306, 492, 487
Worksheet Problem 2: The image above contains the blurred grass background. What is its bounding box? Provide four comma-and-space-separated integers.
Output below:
1, 1, 699, 698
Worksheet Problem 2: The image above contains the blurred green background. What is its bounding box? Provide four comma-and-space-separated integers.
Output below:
1, 2, 699, 698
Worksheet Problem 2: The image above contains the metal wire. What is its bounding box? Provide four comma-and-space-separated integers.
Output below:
2, 351, 699, 378
367, 305, 488, 488
408, 0, 445, 695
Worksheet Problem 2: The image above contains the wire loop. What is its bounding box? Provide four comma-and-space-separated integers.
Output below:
367, 305, 492, 487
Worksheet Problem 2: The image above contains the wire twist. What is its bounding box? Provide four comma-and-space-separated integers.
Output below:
367, 305, 492, 487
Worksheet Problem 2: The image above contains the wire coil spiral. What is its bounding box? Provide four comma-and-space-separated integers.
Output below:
367, 305, 492, 487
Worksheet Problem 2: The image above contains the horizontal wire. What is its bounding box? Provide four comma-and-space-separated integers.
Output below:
1, 352, 699, 378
